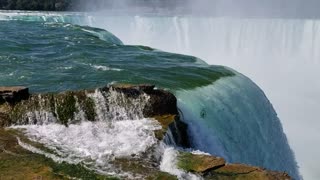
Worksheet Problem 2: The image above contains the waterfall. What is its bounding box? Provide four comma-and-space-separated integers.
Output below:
10, 87, 163, 176
82, 16, 320, 64
176, 73, 300, 179
0, 11, 308, 179
83, 15, 318, 179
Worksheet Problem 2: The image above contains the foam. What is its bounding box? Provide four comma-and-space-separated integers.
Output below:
12, 119, 161, 173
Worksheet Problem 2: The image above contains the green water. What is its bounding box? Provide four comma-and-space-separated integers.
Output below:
0, 20, 233, 93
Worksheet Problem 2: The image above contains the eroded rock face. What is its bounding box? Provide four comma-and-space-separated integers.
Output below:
176, 152, 291, 180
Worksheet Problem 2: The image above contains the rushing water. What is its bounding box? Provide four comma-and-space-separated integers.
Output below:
83, 14, 320, 180
0, 11, 300, 179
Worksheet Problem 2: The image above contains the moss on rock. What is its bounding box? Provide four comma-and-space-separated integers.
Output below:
147, 171, 178, 180
0, 103, 12, 126
177, 152, 226, 173
0, 128, 118, 180
153, 114, 176, 140
205, 164, 291, 180
176, 152, 291, 180
55, 92, 77, 125
82, 96, 96, 121
114, 158, 177, 180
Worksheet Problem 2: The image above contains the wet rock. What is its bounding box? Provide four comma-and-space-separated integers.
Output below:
108, 84, 178, 116
205, 163, 291, 180
153, 115, 177, 140
176, 152, 291, 180
105, 84, 187, 144
114, 158, 177, 180
144, 88, 178, 116
0, 86, 29, 105
167, 118, 190, 148
177, 152, 226, 173
0, 100, 13, 126
0, 112, 10, 127
110, 84, 155, 94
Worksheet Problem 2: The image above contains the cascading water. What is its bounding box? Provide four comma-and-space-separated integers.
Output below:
176, 73, 299, 179
11, 88, 162, 177
0, 13, 302, 179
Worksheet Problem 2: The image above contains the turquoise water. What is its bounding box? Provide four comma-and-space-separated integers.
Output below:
0, 14, 300, 179
0, 20, 232, 92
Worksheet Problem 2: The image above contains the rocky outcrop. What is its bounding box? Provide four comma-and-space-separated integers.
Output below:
0, 87, 29, 126
0, 84, 185, 179
0, 86, 29, 105
176, 152, 291, 180
206, 163, 291, 180
107, 84, 178, 116
177, 152, 225, 173
0, 84, 188, 142
0, 84, 292, 180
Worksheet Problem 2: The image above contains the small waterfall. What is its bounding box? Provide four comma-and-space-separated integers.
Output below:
86, 16, 320, 64
9, 87, 165, 176
87, 88, 150, 122
11, 87, 152, 125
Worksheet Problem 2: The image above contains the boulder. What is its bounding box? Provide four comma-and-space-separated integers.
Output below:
107, 84, 178, 116
0, 86, 29, 105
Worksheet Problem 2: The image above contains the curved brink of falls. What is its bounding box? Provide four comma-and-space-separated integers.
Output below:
176, 73, 300, 179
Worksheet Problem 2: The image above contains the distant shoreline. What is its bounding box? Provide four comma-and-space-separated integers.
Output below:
0, 0, 185, 12
0, 1, 71, 11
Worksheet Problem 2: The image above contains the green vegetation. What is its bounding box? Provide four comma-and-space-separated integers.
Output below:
114, 158, 178, 180
56, 92, 77, 125
153, 115, 176, 140
76, 91, 96, 121
50, 162, 119, 180
8, 90, 98, 126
